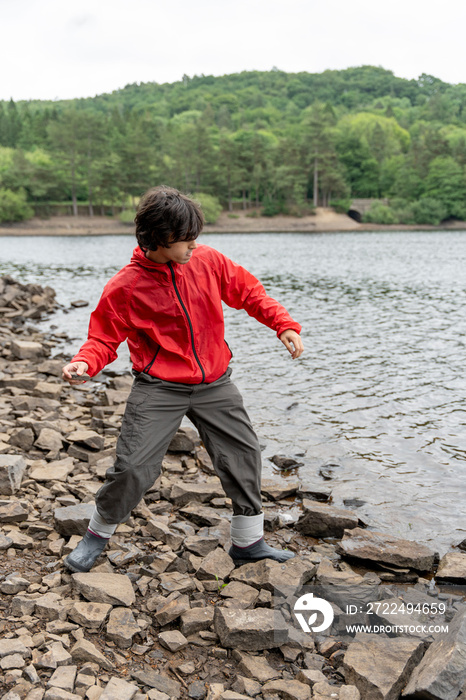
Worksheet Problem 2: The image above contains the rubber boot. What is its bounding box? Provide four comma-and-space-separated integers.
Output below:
64, 530, 109, 573
229, 536, 295, 565
228, 512, 295, 565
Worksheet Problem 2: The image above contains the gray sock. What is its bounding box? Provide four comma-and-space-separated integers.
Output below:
88, 508, 118, 539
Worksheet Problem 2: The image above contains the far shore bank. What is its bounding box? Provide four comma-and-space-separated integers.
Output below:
1, 208, 466, 236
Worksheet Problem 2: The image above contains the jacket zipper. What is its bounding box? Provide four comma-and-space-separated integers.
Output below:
168, 262, 206, 382
143, 344, 160, 374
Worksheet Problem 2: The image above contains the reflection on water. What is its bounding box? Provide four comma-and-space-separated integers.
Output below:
1, 231, 466, 555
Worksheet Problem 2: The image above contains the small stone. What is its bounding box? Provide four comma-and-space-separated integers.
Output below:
30, 458, 75, 482
47, 665, 77, 692
297, 500, 360, 537
158, 630, 188, 652
0, 500, 28, 523
214, 607, 288, 651
66, 430, 104, 452
195, 547, 235, 581
34, 382, 63, 400
262, 679, 311, 699
1, 653, 26, 669
0, 572, 31, 594
99, 676, 139, 700
53, 503, 95, 536
106, 608, 140, 649
232, 650, 281, 682
436, 552, 466, 583
131, 667, 181, 697
180, 607, 215, 635
11, 340, 45, 359
68, 602, 113, 629
153, 594, 191, 626
37, 642, 72, 669
0, 455, 27, 494
35, 428, 63, 452
70, 639, 113, 671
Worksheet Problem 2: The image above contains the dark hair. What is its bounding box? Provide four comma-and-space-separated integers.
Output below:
135, 185, 204, 250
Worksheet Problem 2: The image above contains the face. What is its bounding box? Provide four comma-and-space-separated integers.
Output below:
146, 237, 198, 265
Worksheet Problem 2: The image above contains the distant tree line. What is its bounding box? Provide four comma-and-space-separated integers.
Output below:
0, 66, 465, 224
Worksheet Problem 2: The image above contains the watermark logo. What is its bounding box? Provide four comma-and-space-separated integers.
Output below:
293, 592, 334, 633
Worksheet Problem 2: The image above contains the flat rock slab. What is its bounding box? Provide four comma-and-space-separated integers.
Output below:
11, 339, 45, 359
66, 430, 104, 451
336, 528, 438, 572
262, 679, 312, 699
214, 606, 288, 650
179, 503, 224, 526
261, 478, 300, 501
47, 665, 77, 692
35, 428, 63, 452
234, 650, 281, 682
315, 558, 381, 608
403, 608, 466, 700
30, 458, 75, 482
99, 677, 139, 700
131, 667, 181, 696
343, 634, 425, 700
0, 455, 27, 495
53, 503, 95, 535
68, 602, 112, 629
230, 555, 317, 596
297, 500, 360, 537
169, 479, 224, 505
72, 573, 136, 607
70, 638, 113, 671
436, 552, 466, 583
0, 500, 28, 523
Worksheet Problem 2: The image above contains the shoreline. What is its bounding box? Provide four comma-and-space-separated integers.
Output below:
1, 209, 466, 236
1, 275, 466, 698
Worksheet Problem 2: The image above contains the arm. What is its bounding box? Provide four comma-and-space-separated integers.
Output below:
63, 279, 131, 381
218, 252, 303, 357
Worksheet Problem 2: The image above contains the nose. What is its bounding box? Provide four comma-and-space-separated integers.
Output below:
189, 240, 198, 249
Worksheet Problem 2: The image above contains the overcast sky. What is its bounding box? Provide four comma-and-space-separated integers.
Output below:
2, 0, 465, 102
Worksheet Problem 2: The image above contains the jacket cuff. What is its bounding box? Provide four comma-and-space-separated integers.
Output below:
276, 322, 302, 338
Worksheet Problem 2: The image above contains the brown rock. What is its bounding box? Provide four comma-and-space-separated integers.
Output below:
214, 606, 288, 650
343, 634, 425, 700
0, 500, 28, 523
296, 500, 360, 538
0, 455, 27, 494
336, 528, 438, 572
72, 573, 136, 607
436, 552, 466, 583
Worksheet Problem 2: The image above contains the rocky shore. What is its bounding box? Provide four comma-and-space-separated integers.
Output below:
1, 212, 466, 237
0, 274, 466, 700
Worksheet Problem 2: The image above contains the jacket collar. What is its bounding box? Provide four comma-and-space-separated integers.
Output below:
131, 246, 176, 275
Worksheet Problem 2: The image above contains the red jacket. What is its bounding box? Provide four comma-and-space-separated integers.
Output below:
71, 244, 302, 384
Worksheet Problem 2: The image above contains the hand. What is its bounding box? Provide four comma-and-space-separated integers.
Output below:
279, 330, 304, 360
62, 361, 89, 385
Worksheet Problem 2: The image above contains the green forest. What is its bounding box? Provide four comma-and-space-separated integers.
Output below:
1, 65, 466, 225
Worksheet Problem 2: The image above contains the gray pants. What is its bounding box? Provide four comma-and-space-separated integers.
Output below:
95, 367, 263, 523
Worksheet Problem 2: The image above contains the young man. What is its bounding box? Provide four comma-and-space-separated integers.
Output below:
62, 186, 304, 573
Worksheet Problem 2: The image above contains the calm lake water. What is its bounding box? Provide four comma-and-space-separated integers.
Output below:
1, 231, 466, 556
